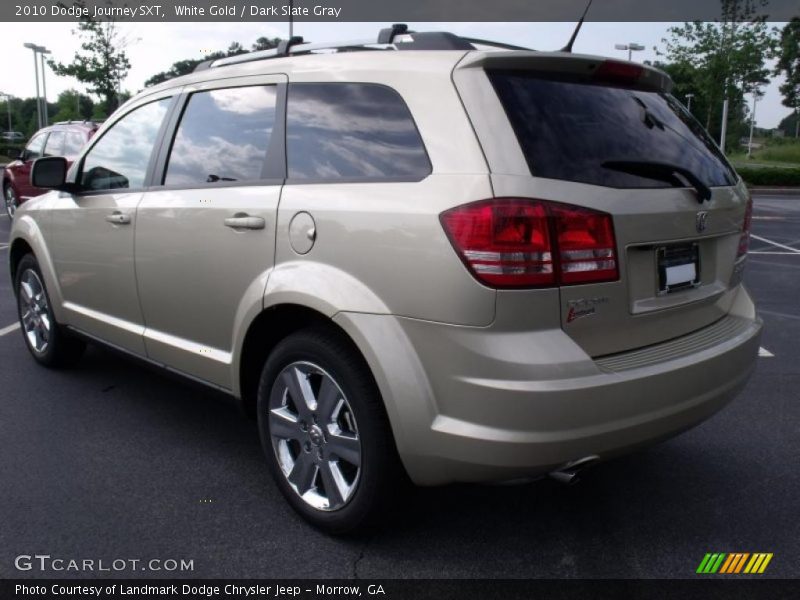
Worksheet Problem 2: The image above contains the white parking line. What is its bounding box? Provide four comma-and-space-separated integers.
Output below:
750, 234, 800, 254
748, 251, 800, 255
0, 322, 20, 337
759, 347, 775, 358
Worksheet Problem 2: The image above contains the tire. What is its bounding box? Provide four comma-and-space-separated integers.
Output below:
4, 182, 18, 219
257, 326, 403, 533
15, 254, 85, 368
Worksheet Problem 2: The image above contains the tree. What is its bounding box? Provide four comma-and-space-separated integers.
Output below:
144, 37, 281, 87
775, 18, 800, 111
48, 8, 131, 116
778, 110, 799, 138
50, 89, 95, 123
658, 0, 777, 148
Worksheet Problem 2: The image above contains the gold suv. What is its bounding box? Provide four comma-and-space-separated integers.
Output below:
9, 27, 761, 532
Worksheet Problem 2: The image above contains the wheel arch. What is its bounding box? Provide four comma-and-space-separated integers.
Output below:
237, 303, 360, 418
8, 220, 66, 322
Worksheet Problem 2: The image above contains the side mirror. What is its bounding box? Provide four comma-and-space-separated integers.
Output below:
31, 156, 68, 189
17, 149, 26, 161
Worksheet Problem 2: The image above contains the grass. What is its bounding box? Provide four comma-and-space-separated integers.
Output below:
0, 154, 13, 164
728, 139, 800, 185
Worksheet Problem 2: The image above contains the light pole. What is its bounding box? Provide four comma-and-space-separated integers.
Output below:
23, 42, 42, 128
614, 42, 645, 61
685, 93, 694, 113
38, 47, 51, 126
747, 90, 759, 158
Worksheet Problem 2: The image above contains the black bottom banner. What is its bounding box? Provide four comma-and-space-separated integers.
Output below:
3, 579, 800, 600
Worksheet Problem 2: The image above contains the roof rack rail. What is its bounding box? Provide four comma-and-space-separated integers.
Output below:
53, 119, 101, 126
196, 24, 532, 72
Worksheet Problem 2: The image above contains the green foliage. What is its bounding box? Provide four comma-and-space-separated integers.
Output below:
658, 0, 777, 149
777, 111, 799, 137
48, 11, 131, 114
757, 140, 800, 163
736, 165, 800, 186
774, 18, 800, 110
50, 89, 95, 123
144, 37, 282, 87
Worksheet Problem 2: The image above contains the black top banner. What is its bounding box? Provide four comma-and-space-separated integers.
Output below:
3, 0, 800, 22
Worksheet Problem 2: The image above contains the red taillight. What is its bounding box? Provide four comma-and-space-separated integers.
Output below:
737, 195, 753, 260
593, 61, 644, 84
440, 198, 618, 289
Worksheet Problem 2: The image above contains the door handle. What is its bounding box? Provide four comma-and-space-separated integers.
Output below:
105, 212, 131, 225
224, 215, 266, 230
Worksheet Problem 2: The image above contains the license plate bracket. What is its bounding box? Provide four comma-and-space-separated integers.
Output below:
657, 243, 700, 294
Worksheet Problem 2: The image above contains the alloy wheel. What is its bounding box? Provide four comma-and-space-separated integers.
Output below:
18, 269, 51, 354
268, 361, 361, 511
4, 186, 17, 219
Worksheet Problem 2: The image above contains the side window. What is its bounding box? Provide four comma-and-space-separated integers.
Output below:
286, 83, 431, 180
164, 86, 277, 186
25, 133, 47, 161
81, 98, 171, 191
63, 131, 86, 156
43, 130, 66, 157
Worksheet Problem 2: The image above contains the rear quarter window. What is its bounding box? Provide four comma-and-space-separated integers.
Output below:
488, 70, 737, 189
286, 83, 431, 181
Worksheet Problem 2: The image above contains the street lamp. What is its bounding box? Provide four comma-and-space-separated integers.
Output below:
23, 43, 51, 128
23, 43, 42, 128
38, 47, 52, 127
685, 93, 694, 113
746, 90, 759, 158
614, 42, 645, 61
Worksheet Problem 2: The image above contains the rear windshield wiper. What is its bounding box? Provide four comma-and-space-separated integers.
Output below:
601, 160, 711, 203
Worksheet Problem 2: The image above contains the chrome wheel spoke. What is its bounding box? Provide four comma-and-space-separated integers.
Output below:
19, 281, 34, 305
319, 460, 347, 509
288, 453, 318, 495
282, 367, 315, 418
327, 432, 361, 467
21, 309, 35, 328
270, 407, 303, 440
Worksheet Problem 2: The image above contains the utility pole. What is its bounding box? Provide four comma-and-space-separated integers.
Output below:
39, 47, 51, 126
720, 97, 729, 152
24, 43, 42, 128
747, 91, 758, 158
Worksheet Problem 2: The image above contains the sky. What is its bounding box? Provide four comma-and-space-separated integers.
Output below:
0, 21, 793, 129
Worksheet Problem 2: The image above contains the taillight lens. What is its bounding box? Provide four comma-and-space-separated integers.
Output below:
440, 198, 618, 289
736, 195, 753, 260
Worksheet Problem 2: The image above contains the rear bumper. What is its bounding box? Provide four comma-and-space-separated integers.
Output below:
335, 287, 762, 486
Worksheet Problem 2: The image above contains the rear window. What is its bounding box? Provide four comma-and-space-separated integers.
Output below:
488, 70, 737, 189
286, 83, 431, 181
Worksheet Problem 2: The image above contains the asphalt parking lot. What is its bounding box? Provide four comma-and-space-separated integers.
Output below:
0, 193, 798, 580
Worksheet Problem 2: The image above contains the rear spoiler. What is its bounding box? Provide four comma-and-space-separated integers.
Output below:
456, 51, 673, 94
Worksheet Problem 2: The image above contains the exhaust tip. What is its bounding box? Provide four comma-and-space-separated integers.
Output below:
548, 455, 600, 486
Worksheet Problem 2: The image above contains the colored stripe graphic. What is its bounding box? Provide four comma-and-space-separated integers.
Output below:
719, 554, 736, 574
697, 553, 728, 574
700, 553, 773, 575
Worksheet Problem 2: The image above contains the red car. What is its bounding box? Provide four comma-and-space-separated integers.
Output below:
3, 121, 99, 218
